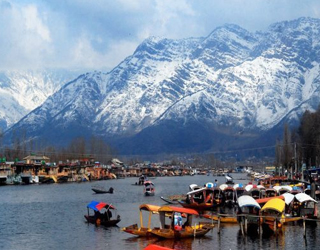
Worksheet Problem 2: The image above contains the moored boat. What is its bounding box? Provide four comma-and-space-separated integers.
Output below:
265, 187, 277, 197
150, 206, 212, 239
234, 183, 245, 201
179, 186, 215, 211
237, 195, 261, 234
260, 198, 285, 235
292, 193, 318, 222
222, 186, 235, 207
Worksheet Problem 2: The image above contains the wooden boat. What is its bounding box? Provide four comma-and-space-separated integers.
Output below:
233, 184, 245, 201
92, 186, 114, 194
260, 198, 285, 234
213, 186, 224, 206
223, 186, 235, 207
274, 185, 292, 195
144, 181, 155, 196
263, 176, 288, 188
84, 201, 120, 226
245, 184, 263, 199
150, 206, 212, 239
265, 188, 277, 197
293, 193, 318, 221
179, 187, 215, 211
203, 213, 238, 223
237, 195, 261, 234
122, 204, 161, 237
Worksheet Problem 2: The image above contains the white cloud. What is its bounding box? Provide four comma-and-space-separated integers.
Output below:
0, 0, 320, 72
24, 5, 51, 42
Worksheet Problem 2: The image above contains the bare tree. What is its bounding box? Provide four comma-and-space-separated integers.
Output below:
282, 123, 292, 176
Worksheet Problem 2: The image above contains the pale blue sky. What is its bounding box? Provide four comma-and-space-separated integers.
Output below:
0, 0, 319, 71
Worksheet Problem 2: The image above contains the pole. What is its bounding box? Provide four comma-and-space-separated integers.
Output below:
303, 217, 306, 238
240, 219, 244, 236
295, 142, 297, 178
244, 216, 247, 234
218, 216, 221, 234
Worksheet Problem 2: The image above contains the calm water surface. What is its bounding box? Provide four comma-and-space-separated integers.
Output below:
0, 174, 319, 250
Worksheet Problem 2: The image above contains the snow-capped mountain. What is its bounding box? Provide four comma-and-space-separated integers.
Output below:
0, 69, 80, 131
4, 17, 320, 155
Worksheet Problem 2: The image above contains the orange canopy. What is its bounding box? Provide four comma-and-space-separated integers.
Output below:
158, 205, 199, 215
256, 195, 284, 205
144, 244, 173, 250
139, 204, 161, 212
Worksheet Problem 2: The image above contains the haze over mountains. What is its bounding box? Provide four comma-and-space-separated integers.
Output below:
2, 17, 320, 156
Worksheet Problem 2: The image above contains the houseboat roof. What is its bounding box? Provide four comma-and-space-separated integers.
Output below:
23, 155, 50, 160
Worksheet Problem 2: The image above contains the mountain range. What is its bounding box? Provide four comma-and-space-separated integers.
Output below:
2, 17, 320, 157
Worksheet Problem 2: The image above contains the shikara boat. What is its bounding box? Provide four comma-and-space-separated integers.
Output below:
265, 188, 277, 197
223, 186, 235, 207
237, 195, 261, 234
245, 184, 263, 199
179, 186, 215, 211
274, 185, 292, 195
280, 192, 300, 222
122, 204, 161, 237
294, 193, 318, 221
144, 181, 155, 196
233, 183, 245, 201
263, 176, 288, 188
260, 198, 285, 234
150, 206, 213, 239
92, 186, 114, 194
213, 186, 224, 206
84, 201, 120, 226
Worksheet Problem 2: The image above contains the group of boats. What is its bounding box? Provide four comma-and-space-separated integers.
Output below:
84, 174, 319, 241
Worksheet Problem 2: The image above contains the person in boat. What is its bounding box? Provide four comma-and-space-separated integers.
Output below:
173, 213, 183, 231
205, 192, 213, 203
107, 209, 112, 219
94, 210, 101, 219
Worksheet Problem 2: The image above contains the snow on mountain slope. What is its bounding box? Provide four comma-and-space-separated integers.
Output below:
4, 17, 320, 155
0, 70, 80, 131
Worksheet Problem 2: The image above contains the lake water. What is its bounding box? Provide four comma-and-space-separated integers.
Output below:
0, 174, 319, 250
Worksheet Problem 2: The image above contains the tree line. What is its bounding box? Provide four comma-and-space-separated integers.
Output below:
0, 131, 116, 165
276, 106, 320, 174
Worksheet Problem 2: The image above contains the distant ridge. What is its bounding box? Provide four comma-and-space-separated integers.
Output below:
2, 17, 320, 156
